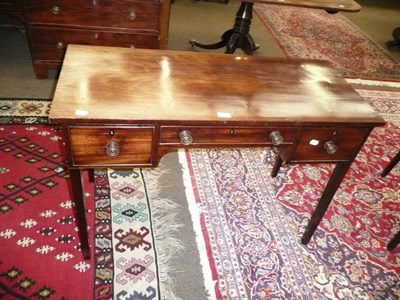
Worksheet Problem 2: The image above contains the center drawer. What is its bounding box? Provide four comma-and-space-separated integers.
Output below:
160, 126, 298, 145
68, 126, 155, 167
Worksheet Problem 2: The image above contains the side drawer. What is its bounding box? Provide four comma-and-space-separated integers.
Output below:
68, 126, 155, 167
291, 127, 369, 162
29, 26, 159, 61
160, 126, 298, 145
25, 0, 161, 31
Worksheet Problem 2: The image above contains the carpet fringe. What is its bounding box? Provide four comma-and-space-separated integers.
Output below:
178, 150, 218, 300
142, 167, 186, 300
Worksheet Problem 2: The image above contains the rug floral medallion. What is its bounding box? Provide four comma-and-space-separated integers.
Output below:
181, 89, 400, 299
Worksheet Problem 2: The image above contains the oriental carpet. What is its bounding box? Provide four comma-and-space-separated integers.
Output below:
0, 124, 94, 299
254, 4, 400, 82
180, 88, 400, 299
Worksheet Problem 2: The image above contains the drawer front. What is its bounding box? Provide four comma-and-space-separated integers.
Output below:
160, 126, 298, 145
29, 27, 159, 60
68, 126, 155, 166
0, 0, 22, 10
291, 127, 369, 162
26, 0, 161, 30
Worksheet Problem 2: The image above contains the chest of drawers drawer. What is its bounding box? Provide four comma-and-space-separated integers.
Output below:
29, 27, 159, 60
0, 0, 22, 10
68, 126, 155, 167
25, 0, 161, 31
160, 126, 298, 146
291, 127, 369, 162
0, 0, 24, 20
20, 0, 170, 78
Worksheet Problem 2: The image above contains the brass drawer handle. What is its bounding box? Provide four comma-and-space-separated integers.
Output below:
324, 141, 338, 154
51, 5, 60, 15
106, 141, 120, 157
179, 130, 193, 146
128, 11, 136, 21
56, 41, 65, 49
269, 131, 283, 145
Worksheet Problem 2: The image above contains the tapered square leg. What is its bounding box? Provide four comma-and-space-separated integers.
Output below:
387, 230, 400, 251
69, 168, 90, 259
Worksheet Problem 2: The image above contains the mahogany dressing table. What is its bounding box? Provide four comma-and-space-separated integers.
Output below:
49, 45, 385, 259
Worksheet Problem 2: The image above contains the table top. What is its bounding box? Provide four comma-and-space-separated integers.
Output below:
50, 45, 383, 126
251, 0, 361, 12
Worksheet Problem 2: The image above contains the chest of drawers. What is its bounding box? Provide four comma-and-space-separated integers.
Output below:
0, 0, 170, 78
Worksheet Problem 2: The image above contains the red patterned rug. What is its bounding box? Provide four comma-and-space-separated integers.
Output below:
254, 4, 400, 82
0, 124, 94, 299
180, 88, 400, 299
0, 128, 182, 299
0, 99, 183, 299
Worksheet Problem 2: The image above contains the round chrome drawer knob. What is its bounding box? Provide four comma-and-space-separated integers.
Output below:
179, 130, 193, 146
106, 141, 120, 157
269, 131, 283, 145
324, 141, 338, 154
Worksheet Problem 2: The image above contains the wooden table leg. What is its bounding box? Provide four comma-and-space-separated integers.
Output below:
225, 2, 257, 54
271, 153, 283, 178
387, 230, 400, 251
69, 168, 91, 259
301, 161, 352, 244
190, 2, 258, 55
381, 150, 400, 177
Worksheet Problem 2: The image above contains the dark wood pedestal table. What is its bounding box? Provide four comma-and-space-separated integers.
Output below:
49, 45, 385, 259
190, 0, 361, 54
